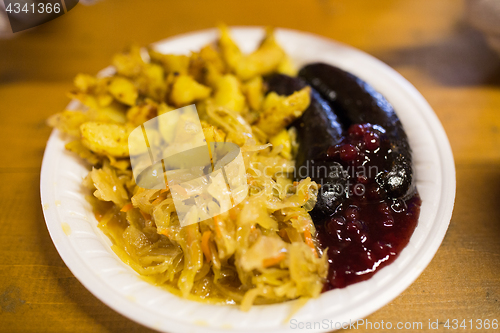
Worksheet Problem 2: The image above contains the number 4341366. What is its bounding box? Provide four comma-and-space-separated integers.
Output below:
6, 2, 62, 14
444, 319, 498, 330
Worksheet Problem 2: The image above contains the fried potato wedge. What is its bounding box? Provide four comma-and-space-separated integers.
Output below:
108, 77, 138, 106
74, 73, 99, 93
219, 26, 285, 81
235, 29, 285, 81
134, 63, 167, 102
80, 122, 130, 157
242, 76, 264, 111
218, 25, 243, 74
149, 50, 190, 75
201, 120, 226, 143
269, 128, 292, 160
276, 54, 297, 76
65, 140, 102, 165
112, 44, 145, 77
189, 45, 226, 85
47, 110, 89, 137
112, 46, 167, 102
170, 75, 211, 107
213, 74, 246, 113
256, 87, 311, 136
127, 98, 159, 127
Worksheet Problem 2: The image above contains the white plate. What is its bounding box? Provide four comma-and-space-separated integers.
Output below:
40, 27, 456, 333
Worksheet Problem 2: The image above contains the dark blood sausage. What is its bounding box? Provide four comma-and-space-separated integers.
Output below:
266, 74, 347, 218
266, 74, 343, 166
298, 63, 415, 199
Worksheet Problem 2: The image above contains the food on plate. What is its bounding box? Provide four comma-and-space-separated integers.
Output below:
267, 65, 421, 289
47, 25, 421, 308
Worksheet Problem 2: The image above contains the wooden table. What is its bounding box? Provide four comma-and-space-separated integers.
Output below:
1, 0, 499, 332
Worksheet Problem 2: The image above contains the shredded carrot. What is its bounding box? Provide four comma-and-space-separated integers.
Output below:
151, 196, 163, 205
140, 210, 151, 221
263, 253, 286, 268
304, 227, 318, 258
120, 203, 133, 212
201, 230, 212, 262
158, 229, 169, 237
213, 216, 222, 238
152, 190, 169, 205
160, 188, 169, 194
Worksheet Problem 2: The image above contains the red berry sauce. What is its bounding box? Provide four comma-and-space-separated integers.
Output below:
318, 123, 421, 290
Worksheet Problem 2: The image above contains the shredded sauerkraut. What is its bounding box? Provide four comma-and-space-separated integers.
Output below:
49, 25, 328, 310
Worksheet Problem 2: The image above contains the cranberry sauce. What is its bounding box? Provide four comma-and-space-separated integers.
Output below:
316, 123, 421, 290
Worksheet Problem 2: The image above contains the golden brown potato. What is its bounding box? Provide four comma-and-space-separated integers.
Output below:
134, 63, 167, 102
73, 73, 98, 93
156, 102, 176, 144
72, 74, 115, 108
73, 93, 128, 123
68, 79, 128, 123
107, 76, 139, 106
127, 99, 159, 126
235, 29, 285, 81
199, 45, 226, 72
213, 74, 246, 113
149, 49, 190, 75
189, 45, 226, 85
242, 76, 264, 111
201, 120, 226, 143
111, 46, 168, 103
112, 45, 145, 78
107, 155, 131, 171
204, 63, 224, 89
80, 122, 130, 157
47, 110, 89, 137
256, 87, 311, 136
91, 102, 128, 123
188, 53, 206, 84
276, 54, 297, 76
95, 93, 114, 108
269, 128, 292, 160
218, 26, 285, 81
170, 75, 211, 107
218, 24, 243, 74
65, 140, 102, 165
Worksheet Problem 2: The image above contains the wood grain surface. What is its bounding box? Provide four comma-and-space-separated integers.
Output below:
0, 0, 499, 332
